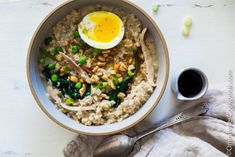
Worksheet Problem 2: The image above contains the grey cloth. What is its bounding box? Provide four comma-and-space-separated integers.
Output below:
63, 87, 235, 157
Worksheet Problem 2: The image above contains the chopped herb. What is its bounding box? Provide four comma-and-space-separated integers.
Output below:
62, 66, 69, 74
86, 53, 93, 58
112, 77, 119, 85
127, 69, 134, 77
45, 37, 53, 46
92, 48, 102, 56
39, 47, 47, 53
96, 82, 108, 90
152, 5, 159, 14
42, 66, 91, 99
73, 31, 80, 38
65, 97, 73, 106
39, 58, 45, 64
54, 47, 63, 53
82, 29, 88, 35
39, 47, 56, 61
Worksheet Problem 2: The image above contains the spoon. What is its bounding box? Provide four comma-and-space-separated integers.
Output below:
93, 103, 208, 157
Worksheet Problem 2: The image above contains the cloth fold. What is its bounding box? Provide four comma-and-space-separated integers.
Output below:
63, 87, 235, 157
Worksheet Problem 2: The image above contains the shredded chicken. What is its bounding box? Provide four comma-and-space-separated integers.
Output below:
60, 52, 92, 83
139, 28, 155, 86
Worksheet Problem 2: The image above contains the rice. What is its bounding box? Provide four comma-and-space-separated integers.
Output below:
39, 5, 158, 125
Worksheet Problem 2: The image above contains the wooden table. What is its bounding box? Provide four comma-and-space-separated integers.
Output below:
0, 0, 234, 156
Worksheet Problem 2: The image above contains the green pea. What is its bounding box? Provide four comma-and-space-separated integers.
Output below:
127, 70, 134, 77
54, 47, 62, 53
73, 31, 80, 38
86, 53, 93, 58
63, 66, 69, 74
45, 37, 53, 46
71, 45, 79, 54
112, 77, 119, 85
78, 56, 87, 64
39, 58, 45, 64
65, 97, 73, 106
48, 63, 56, 69
51, 74, 58, 82
75, 82, 82, 89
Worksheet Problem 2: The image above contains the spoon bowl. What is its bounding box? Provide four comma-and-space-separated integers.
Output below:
93, 104, 208, 157
93, 134, 136, 157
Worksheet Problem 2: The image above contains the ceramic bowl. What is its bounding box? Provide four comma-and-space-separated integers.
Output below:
27, 0, 169, 135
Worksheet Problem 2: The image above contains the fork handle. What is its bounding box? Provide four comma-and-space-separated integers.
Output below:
134, 103, 209, 141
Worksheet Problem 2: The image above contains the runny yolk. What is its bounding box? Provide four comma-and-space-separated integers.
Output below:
88, 11, 122, 43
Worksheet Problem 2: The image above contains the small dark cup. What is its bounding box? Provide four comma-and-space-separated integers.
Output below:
171, 68, 208, 101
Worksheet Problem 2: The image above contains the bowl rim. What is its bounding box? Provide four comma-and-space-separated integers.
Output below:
26, 0, 170, 135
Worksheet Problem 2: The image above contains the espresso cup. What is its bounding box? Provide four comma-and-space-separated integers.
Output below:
171, 67, 208, 101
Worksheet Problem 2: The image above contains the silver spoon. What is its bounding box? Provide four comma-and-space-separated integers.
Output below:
93, 103, 208, 157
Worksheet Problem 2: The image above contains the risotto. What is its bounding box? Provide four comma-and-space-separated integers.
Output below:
38, 5, 158, 125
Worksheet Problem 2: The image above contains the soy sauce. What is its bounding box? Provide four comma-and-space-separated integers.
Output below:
178, 70, 203, 98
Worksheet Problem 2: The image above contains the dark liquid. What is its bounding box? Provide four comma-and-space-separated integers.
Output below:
178, 70, 203, 98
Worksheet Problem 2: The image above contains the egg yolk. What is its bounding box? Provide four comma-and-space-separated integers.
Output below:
87, 11, 122, 43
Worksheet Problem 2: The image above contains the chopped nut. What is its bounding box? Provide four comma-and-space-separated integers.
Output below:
128, 65, 135, 71
102, 50, 111, 54
86, 59, 92, 68
97, 62, 106, 67
70, 76, 79, 83
118, 77, 123, 83
92, 66, 99, 73
101, 75, 108, 81
79, 78, 84, 83
96, 72, 103, 77
128, 58, 133, 64
60, 68, 65, 76
123, 39, 133, 48
110, 80, 116, 89
55, 63, 61, 70
101, 93, 109, 99
119, 63, 127, 71
55, 54, 63, 61
79, 84, 86, 96
91, 74, 100, 83
116, 73, 122, 78
117, 92, 126, 99
97, 55, 105, 62
110, 70, 116, 75
103, 53, 109, 58
107, 56, 113, 61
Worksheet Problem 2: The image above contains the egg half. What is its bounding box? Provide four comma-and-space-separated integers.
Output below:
78, 11, 125, 49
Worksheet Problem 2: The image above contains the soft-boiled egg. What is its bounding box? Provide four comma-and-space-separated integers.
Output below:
78, 11, 124, 49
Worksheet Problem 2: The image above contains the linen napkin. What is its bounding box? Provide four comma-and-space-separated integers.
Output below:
63, 86, 235, 157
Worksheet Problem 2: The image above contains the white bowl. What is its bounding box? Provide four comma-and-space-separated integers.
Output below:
27, 0, 169, 135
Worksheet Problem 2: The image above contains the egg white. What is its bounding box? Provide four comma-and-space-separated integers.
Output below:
78, 12, 125, 50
